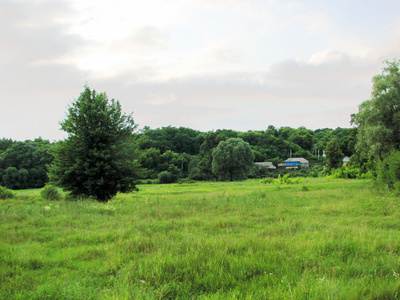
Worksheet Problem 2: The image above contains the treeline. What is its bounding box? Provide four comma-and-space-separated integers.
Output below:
0, 126, 355, 189
0, 138, 53, 189
134, 126, 355, 182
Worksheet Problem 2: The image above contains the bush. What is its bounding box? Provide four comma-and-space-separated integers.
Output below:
158, 171, 178, 184
40, 185, 61, 201
260, 177, 274, 184
0, 186, 14, 199
343, 167, 361, 179
331, 168, 344, 179
264, 174, 305, 185
330, 166, 368, 179
178, 178, 196, 184
301, 185, 309, 191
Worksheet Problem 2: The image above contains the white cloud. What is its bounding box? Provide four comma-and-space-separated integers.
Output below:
1, 0, 400, 140
308, 50, 349, 65
148, 93, 178, 106
67, 0, 189, 41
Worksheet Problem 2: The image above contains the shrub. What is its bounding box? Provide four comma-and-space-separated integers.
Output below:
292, 177, 305, 184
0, 186, 14, 199
271, 174, 304, 185
343, 167, 361, 179
331, 168, 343, 179
331, 166, 363, 179
261, 177, 274, 184
40, 185, 61, 201
178, 178, 196, 184
158, 171, 178, 184
301, 185, 309, 191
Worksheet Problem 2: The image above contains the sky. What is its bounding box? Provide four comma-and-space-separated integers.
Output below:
1, 0, 400, 141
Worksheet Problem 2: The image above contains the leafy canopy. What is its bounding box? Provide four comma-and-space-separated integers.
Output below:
325, 138, 343, 169
212, 138, 254, 181
352, 59, 400, 158
49, 86, 138, 201
0, 139, 53, 189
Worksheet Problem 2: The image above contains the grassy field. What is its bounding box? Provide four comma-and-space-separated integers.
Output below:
1, 178, 400, 299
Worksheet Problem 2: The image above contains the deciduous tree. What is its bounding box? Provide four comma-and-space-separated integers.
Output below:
49, 86, 139, 202
212, 138, 254, 181
325, 138, 343, 169
351, 59, 400, 158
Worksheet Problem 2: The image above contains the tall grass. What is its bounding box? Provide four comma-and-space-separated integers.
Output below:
1, 178, 400, 299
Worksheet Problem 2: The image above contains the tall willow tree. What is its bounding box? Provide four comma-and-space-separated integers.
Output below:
212, 138, 254, 181
50, 86, 139, 202
351, 59, 400, 159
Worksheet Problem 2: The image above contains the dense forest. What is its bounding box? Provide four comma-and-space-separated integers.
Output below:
0, 125, 355, 189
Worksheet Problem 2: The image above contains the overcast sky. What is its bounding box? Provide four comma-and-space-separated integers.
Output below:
1, 0, 400, 141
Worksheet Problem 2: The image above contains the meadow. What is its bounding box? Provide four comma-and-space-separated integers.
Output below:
1, 178, 400, 299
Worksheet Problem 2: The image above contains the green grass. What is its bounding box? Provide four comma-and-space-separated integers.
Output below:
1, 178, 400, 299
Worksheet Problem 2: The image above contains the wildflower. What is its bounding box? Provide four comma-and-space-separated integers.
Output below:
44, 205, 51, 211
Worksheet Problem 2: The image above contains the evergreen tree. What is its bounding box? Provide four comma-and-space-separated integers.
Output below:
49, 86, 139, 202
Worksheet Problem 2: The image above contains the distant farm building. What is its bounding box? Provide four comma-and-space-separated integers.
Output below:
255, 162, 276, 169
284, 158, 310, 168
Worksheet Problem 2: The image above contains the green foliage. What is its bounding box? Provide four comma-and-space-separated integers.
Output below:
352, 59, 400, 158
133, 126, 355, 181
212, 138, 255, 181
0, 138, 15, 154
300, 185, 309, 191
376, 150, 400, 193
40, 185, 61, 201
136, 126, 202, 155
158, 171, 178, 184
263, 174, 305, 185
0, 139, 53, 189
0, 186, 14, 199
49, 86, 139, 202
137, 148, 189, 180
289, 126, 314, 150
314, 128, 356, 157
330, 166, 368, 179
260, 177, 274, 184
187, 157, 205, 181
325, 138, 344, 169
